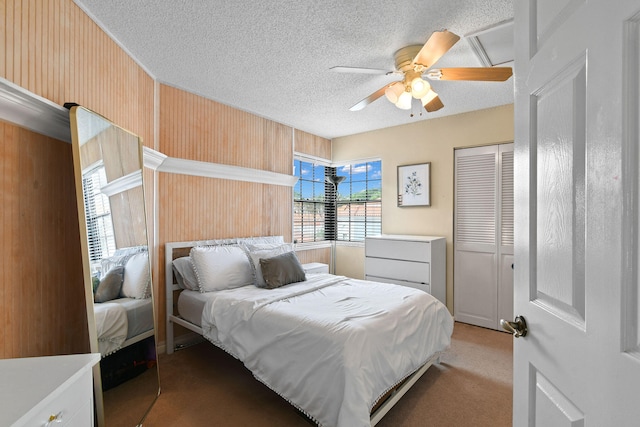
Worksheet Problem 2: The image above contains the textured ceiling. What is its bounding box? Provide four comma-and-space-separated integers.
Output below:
74, 0, 514, 139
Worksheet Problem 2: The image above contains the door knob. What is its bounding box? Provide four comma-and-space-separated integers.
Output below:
500, 315, 528, 337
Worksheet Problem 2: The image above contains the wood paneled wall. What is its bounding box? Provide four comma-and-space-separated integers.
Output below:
159, 85, 292, 174
1, 1, 154, 146
1, 0, 331, 356
294, 129, 331, 159
0, 121, 88, 358
80, 126, 147, 249
1, 0, 154, 358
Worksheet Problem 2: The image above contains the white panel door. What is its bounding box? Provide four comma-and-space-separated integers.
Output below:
512, 0, 640, 425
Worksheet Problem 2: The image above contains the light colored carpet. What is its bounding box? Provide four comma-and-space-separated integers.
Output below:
126, 321, 512, 426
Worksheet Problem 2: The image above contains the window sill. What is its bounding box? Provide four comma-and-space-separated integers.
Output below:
294, 241, 332, 251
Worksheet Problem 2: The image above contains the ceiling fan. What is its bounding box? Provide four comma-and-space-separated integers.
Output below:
330, 30, 512, 113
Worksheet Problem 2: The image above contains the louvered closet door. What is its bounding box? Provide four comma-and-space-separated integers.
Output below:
497, 145, 514, 328
454, 143, 513, 330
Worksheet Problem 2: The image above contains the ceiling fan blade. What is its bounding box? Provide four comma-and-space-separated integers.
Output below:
330, 66, 395, 75
412, 30, 461, 69
424, 95, 444, 112
349, 83, 395, 111
429, 67, 513, 81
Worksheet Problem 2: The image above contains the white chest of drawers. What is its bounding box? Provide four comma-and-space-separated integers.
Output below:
0, 353, 100, 427
365, 235, 446, 305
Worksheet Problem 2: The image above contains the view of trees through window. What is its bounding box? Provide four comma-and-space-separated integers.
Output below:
293, 159, 382, 243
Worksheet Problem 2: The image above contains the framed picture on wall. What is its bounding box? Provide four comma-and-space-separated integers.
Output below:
397, 162, 431, 207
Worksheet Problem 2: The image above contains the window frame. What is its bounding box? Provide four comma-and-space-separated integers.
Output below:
293, 156, 332, 245
293, 155, 382, 246
81, 161, 117, 271
330, 159, 382, 243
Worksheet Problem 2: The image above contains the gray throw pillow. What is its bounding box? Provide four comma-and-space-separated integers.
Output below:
94, 266, 125, 303
259, 251, 306, 289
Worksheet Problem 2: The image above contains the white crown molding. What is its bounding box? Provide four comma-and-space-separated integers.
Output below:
143, 146, 168, 171
158, 156, 298, 187
0, 77, 71, 143
1, 79, 297, 188
101, 170, 143, 196
143, 146, 296, 187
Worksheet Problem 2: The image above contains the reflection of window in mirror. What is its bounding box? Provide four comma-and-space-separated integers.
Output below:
82, 162, 116, 277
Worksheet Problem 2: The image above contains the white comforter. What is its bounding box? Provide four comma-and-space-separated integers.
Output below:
201, 273, 454, 427
94, 302, 128, 356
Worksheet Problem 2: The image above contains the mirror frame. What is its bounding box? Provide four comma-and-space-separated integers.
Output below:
69, 105, 160, 426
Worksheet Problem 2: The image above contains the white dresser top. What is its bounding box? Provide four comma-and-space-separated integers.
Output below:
0, 353, 100, 426
367, 234, 444, 242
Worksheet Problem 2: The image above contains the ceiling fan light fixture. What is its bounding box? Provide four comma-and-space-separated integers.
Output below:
384, 82, 404, 104
395, 91, 412, 110
411, 77, 431, 99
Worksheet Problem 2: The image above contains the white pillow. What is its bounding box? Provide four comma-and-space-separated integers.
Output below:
190, 245, 255, 292
172, 257, 199, 291
121, 252, 150, 299
245, 243, 293, 287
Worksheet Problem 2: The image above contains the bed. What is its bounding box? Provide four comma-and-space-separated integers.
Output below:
93, 246, 155, 356
165, 236, 453, 427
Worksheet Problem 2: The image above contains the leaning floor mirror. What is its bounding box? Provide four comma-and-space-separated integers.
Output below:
69, 105, 160, 426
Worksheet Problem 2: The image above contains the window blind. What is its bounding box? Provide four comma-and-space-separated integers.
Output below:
82, 165, 116, 263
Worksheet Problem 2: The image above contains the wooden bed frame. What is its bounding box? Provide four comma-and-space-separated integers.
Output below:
164, 239, 439, 426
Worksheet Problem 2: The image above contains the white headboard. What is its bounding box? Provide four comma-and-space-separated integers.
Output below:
164, 236, 284, 353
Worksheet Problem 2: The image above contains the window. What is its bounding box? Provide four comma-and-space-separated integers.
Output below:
294, 158, 382, 244
332, 161, 382, 242
82, 164, 116, 266
293, 159, 327, 243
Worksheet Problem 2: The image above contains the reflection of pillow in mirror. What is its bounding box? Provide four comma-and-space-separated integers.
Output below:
100, 246, 148, 277
94, 266, 124, 303
100, 254, 129, 278
244, 243, 293, 288
172, 257, 199, 291
190, 245, 254, 292
121, 252, 151, 299
259, 251, 306, 289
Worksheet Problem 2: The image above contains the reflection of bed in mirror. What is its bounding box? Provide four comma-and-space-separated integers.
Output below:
165, 236, 454, 427
69, 105, 159, 427
92, 246, 154, 358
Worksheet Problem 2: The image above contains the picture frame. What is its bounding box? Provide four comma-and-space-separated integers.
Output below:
397, 162, 431, 207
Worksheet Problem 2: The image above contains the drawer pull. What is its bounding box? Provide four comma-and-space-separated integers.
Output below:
46, 411, 63, 426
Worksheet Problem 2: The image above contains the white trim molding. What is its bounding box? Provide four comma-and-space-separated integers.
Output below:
143, 146, 167, 170
1, 79, 298, 189
160, 156, 298, 187
0, 77, 71, 143
101, 170, 143, 196
294, 152, 332, 167
144, 146, 298, 187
